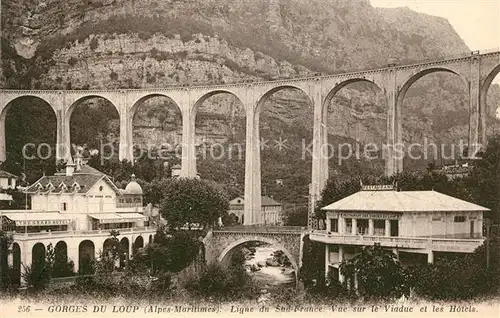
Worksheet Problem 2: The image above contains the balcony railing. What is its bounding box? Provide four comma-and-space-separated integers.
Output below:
310, 231, 484, 253
12, 226, 157, 240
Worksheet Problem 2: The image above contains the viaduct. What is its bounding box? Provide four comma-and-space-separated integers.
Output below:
1, 50, 500, 228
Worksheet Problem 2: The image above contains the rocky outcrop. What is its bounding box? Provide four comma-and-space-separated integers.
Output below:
2, 0, 500, 191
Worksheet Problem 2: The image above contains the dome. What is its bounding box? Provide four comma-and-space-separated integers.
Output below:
124, 174, 143, 195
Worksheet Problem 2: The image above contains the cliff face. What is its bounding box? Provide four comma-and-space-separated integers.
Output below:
2, 0, 500, 198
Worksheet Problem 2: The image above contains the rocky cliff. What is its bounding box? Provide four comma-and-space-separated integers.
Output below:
2, 0, 500, 201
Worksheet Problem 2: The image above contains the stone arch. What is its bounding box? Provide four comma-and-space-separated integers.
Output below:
66, 95, 120, 119
12, 243, 21, 285
397, 67, 468, 106
255, 85, 313, 115
217, 236, 299, 281
322, 78, 385, 114
0, 95, 58, 162
0, 95, 56, 119
32, 242, 46, 266
396, 67, 470, 169
119, 237, 129, 268
66, 95, 120, 156
78, 240, 95, 274
480, 63, 500, 135
481, 63, 500, 96
53, 241, 71, 278
192, 90, 245, 117
103, 238, 115, 258
192, 89, 246, 180
134, 236, 144, 252
130, 93, 183, 158
130, 93, 183, 120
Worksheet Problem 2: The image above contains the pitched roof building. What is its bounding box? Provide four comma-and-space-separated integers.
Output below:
310, 184, 488, 283
1, 158, 156, 286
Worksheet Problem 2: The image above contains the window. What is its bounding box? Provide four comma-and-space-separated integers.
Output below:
454, 216, 466, 223
432, 216, 442, 221
61, 202, 67, 211
7, 178, 11, 187
99, 186, 103, 191
345, 219, 352, 234
329, 219, 338, 233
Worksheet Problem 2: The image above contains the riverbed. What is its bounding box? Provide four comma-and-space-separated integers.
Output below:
244, 245, 295, 288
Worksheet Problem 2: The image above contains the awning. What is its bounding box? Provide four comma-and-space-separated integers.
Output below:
89, 213, 147, 224
3, 212, 72, 226
116, 213, 148, 222
89, 213, 124, 224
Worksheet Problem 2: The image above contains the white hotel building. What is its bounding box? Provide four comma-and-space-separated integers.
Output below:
1, 157, 156, 284
310, 185, 488, 281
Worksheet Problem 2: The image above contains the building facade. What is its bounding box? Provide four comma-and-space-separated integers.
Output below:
0, 170, 17, 204
310, 185, 488, 282
1, 157, 156, 285
228, 196, 283, 225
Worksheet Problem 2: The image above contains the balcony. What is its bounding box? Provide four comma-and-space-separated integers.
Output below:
11, 226, 157, 241
310, 231, 484, 253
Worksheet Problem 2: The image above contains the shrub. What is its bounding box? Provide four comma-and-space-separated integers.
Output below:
89, 37, 99, 50
67, 57, 78, 66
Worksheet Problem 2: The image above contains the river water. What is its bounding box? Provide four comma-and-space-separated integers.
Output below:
244, 245, 295, 289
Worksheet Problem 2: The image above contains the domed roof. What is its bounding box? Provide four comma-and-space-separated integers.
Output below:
124, 174, 143, 195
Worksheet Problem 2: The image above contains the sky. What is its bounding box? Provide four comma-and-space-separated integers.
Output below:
370, 0, 500, 82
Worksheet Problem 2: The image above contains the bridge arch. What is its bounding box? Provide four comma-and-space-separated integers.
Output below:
322, 78, 385, 114
1, 95, 56, 117
255, 85, 313, 115
480, 63, 500, 119
217, 236, 299, 281
130, 93, 183, 120
66, 95, 120, 119
192, 90, 245, 117
12, 243, 21, 285
397, 67, 468, 106
0, 96, 58, 163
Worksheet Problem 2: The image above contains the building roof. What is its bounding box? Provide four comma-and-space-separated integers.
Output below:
25, 167, 120, 195
261, 196, 282, 206
0, 170, 17, 179
229, 196, 282, 207
321, 190, 490, 213
54, 164, 106, 176
124, 174, 143, 195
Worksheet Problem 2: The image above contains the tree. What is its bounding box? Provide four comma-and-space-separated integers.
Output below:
299, 234, 325, 288
159, 178, 229, 229
21, 243, 55, 291
0, 231, 13, 290
339, 244, 409, 300
131, 230, 200, 275
467, 134, 500, 222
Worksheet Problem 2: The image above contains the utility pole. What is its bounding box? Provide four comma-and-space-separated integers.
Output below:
486, 218, 491, 268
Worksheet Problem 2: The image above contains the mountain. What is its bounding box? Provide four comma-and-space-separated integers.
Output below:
2, 0, 500, 205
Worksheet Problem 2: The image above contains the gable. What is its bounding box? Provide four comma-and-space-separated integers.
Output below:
229, 197, 244, 205
87, 178, 119, 196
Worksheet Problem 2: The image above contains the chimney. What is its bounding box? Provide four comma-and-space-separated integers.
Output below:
66, 163, 75, 177
75, 153, 83, 171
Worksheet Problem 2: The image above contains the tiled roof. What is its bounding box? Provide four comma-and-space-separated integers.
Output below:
229, 196, 282, 207
25, 165, 120, 195
0, 170, 17, 179
54, 164, 106, 176
261, 196, 282, 206
321, 190, 489, 213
